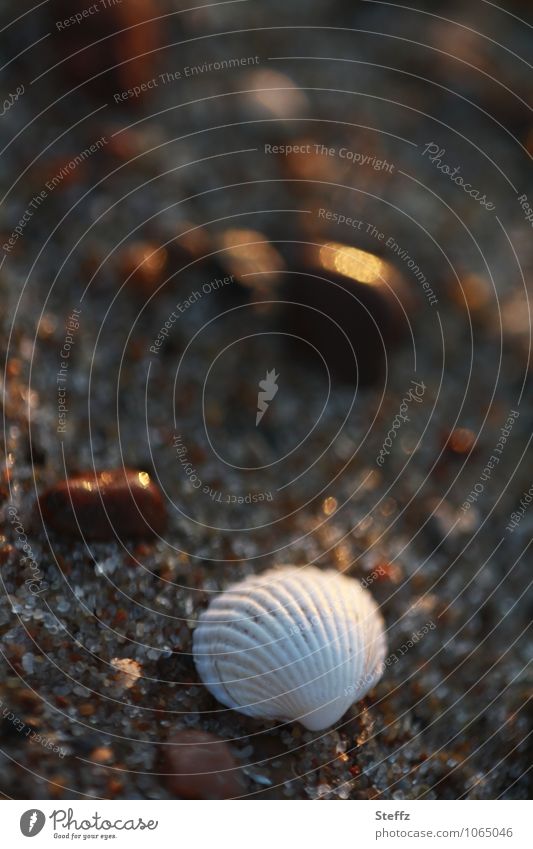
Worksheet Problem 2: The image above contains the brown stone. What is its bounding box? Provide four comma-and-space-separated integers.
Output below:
444, 427, 477, 456
91, 746, 113, 764
38, 469, 166, 540
107, 777, 124, 796
117, 242, 168, 296
284, 242, 412, 386
50, 0, 160, 100
0, 543, 15, 566
110, 657, 142, 689
173, 226, 286, 305
32, 156, 88, 192
162, 730, 244, 800
214, 228, 286, 301
167, 223, 213, 270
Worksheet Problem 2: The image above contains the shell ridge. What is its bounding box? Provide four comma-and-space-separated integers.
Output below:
193, 566, 387, 730
195, 592, 313, 701
328, 575, 366, 701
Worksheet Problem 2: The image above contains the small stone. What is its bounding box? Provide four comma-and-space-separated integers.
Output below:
49, 0, 160, 100
0, 543, 15, 567
449, 273, 491, 314
444, 428, 477, 455
33, 156, 87, 192
279, 137, 346, 184
91, 746, 113, 764
110, 657, 142, 690
162, 730, 244, 799
117, 242, 168, 297
167, 222, 213, 269
242, 69, 309, 136
38, 469, 166, 540
284, 242, 412, 386
21, 653, 35, 674
166, 226, 286, 309
107, 778, 124, 796
214, 228, 286, 301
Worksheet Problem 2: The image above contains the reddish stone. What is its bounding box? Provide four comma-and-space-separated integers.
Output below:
32, 156, 88, 192
107, 778, 124, 796
167, 223, 213, 270
114, 609, 128, 624
162, 730, 244, 800
444, 427, 477, 456
0, 544, 15, 566
50, 0, 160, 100
38, 469, 166, 540
117, 242, 168, 296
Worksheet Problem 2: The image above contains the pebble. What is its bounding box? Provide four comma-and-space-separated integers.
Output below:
91, 746, 113, 765
284, 242, 411, 386
116, 242, 168, 297
165, 222, 211, 267
38, 470, 166, 540
444, 428, 477, 456
110, 658, 142, 690
165, 226, 286, 307
162, 730, 244, 799
49, 0, 160, 99
279, 136, 346, 185
214, 228, 286, 302
241, 69, 309, 137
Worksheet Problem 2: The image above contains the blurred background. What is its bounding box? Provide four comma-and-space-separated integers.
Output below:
0, 0, 531, 800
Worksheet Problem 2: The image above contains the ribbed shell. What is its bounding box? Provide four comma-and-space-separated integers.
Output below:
193, 566, 387, 731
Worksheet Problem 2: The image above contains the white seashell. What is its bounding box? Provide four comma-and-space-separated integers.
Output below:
193, 566, 387, 731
